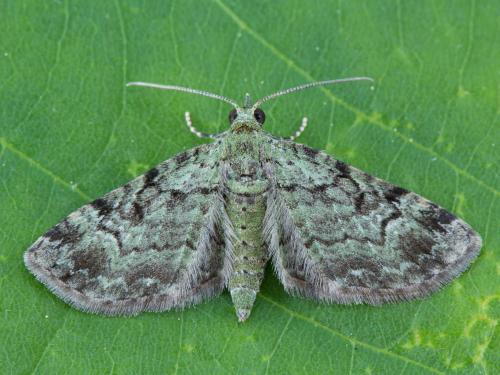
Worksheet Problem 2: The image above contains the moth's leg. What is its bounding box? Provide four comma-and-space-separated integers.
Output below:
285, 117, 308, 141
184, 112, 221, 139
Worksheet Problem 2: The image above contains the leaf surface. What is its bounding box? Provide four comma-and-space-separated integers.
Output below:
1, 1, 498, 374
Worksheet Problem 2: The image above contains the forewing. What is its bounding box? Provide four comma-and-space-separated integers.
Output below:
24, 141, 233, 314
263, 138, 482, 304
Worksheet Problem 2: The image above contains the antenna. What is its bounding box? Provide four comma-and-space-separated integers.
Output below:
126, 82, 239, 107
253, 77, 374, 107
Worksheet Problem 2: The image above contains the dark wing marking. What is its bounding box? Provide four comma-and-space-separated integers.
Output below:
263, 137, 482, 304
24, 142, 234, 315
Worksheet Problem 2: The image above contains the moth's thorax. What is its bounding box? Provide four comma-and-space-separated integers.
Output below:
222, 133, 269, 195
222, 131, 264, 157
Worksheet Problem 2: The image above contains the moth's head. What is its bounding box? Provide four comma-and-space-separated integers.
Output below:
228, 94, 265, 133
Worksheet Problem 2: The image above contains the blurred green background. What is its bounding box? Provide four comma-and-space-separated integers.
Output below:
0, 1, 498, 374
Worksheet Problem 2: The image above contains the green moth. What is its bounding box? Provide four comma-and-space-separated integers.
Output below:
24, 78, 482, 322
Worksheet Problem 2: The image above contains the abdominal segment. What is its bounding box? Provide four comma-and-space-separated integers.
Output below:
226, 187, 268, 321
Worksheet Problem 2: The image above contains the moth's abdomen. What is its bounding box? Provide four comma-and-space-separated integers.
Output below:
225, 180, 268, 322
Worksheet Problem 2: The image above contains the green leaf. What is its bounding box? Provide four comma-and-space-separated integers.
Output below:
1, 1, 498, 374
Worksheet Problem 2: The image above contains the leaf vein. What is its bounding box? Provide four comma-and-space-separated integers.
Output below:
458, 0, 476, 88
0, 137, 90, 201
215, 0, 499, 198
259, 293, 445, 375
264, 314, 293, 375
81, 0, 128, 181
30, 314, 69, 374
14, 0, 70, 131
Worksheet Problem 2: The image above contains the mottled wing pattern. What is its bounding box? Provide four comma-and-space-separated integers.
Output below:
24, 141, 233, 315
264, 137, 482, 304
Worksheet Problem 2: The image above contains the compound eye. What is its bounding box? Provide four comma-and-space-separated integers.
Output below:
253, 108, 265, 125
228, 108, 238, 123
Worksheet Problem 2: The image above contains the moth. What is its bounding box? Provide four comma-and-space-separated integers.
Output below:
24, 78, 482, 322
